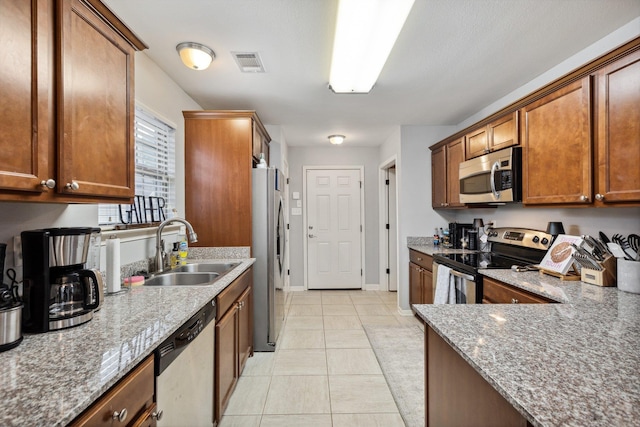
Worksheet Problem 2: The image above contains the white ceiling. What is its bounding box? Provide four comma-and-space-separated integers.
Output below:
103, 0, 640, 147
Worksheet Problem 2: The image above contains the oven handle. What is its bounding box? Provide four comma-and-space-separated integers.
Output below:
449, 269, 475, 282
490, 161, 500, 200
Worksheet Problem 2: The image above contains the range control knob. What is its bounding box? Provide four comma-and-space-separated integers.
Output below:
541, 238, 549, 245
532, 236, 540, 243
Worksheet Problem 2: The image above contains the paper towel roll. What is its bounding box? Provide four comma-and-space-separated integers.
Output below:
106, 238, 121, 293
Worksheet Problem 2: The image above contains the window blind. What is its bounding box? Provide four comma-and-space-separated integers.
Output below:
98, 106, 176, 226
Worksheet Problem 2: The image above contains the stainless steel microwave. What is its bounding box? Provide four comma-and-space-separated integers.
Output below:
459, 146, 522, 204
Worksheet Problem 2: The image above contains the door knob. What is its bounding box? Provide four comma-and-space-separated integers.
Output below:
308, 234, 316, 238
40, 179, 56, 189
65, 181, 80, 190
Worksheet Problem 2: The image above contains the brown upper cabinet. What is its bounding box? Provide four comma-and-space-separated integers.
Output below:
520, 77, 592, 205
431, 38, 639, 209
465, 112, 519, 160
0, 0, 146, 203
431, 137, 465, 209
184, 110, 271, 247
594, 49, 640, 205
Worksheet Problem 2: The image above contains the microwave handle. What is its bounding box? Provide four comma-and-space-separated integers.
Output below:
490, 161, 500, 199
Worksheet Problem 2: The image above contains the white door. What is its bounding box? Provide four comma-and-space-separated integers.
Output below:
306, 169, 362, 289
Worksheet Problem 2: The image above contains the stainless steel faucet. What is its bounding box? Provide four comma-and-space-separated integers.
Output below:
154, 217, 198, 273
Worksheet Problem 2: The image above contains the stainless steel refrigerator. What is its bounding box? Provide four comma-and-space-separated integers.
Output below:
252, 168, 285, 351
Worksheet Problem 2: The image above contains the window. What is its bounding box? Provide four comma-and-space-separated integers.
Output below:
98, 106, 176, 226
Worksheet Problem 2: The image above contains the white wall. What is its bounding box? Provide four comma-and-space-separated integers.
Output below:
395, 126, 456, 309
288, 146, 380, 289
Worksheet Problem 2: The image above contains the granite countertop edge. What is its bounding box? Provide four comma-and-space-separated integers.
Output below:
0, 257, 255, 427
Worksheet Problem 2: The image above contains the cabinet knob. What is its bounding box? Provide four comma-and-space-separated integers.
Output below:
595, 193, 604, 201
308, 234, 316, 238
112, 408, 128, 423
511, 298, 519, 304
152, 410, 164, 421
65, 181, 80, 191
40, 179, 56, 189
416, 257, 422, 261
579, 195, 588, 202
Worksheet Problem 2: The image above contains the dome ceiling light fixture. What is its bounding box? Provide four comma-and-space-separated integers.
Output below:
328, 134, 345, 145
176, 42, 216, 70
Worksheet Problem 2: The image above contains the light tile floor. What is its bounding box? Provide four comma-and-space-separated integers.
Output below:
219, 290, 421, 427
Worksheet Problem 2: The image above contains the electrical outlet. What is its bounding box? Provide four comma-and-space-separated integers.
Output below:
13, 235, 22, 267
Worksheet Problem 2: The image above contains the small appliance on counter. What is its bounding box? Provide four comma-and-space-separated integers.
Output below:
449, 222, 473, 249
21, 227, 104, 333
1, 243, 23, 352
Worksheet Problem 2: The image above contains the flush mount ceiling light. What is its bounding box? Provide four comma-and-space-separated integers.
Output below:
328, 134, 345, 145
329, 0, 415, 94
176, 42, 216, 70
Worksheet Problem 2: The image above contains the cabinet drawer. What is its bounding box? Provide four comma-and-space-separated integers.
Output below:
70, 355, 154, 426
483, 277, 553, 304
409, 250, 433, 271
216, 268, 251, 320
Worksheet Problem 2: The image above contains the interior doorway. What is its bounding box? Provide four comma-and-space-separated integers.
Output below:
380, 157, 398, 293
386, 166, 398, 291
303, 167, 364, 290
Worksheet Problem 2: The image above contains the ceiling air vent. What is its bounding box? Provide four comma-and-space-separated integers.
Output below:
231, 52, 265, 73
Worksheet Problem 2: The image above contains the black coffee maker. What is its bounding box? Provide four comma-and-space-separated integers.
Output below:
21, 228, 103, 333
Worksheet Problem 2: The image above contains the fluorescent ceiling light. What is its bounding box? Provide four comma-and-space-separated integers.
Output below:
329, 0, 415, 93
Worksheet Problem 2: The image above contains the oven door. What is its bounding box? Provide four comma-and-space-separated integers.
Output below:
432, 262, 479, 304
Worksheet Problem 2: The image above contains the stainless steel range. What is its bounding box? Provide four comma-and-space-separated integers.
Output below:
432, 227, 554, 303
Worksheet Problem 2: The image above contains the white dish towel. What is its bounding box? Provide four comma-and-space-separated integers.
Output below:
434, 264, 452, 304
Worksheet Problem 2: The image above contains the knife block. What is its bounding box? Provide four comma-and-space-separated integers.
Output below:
580, 255, 617, 287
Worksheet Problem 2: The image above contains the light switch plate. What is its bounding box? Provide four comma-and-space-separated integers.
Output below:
296, 200, 302, 208
291, 207, 302, 216
292, 192, 300, 200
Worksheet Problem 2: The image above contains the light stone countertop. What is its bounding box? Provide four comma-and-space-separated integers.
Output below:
0, 257, 255, 427
414, 269, 640, 427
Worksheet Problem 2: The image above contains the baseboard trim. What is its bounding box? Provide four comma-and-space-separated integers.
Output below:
364, 283, 381, 291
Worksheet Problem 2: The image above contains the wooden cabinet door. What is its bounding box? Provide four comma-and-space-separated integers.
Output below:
426, 327, 529, 426
237, 286, 253, 374
465, 127, 488, 159
422, 268, 434, 304
488, 111, 518, 152
446, 138, 465, 208
0, 0, 54, 196
215, 304, 238, 422
483, 277, 553, 304
409, 262, 423, 309
185, 115, 253, 247
521, 77, 592, 205
595, 50, 640, 204
71, 355, 155, 427
431, 145, 447, 208
57, 0, 135, 200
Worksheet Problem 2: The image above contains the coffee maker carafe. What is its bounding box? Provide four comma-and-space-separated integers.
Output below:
21, 228, 103, 333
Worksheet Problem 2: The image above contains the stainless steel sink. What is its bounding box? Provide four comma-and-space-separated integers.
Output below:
172, 262, 240, 274
144, 262, 240, 287
144, 272, 219, 287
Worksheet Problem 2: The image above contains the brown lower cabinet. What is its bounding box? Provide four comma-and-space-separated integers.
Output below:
214, 268, 253, 423
70, 355, 157, 427
409, 250, 434, 307
483, 276, 555, 304
425, 326, 532, 427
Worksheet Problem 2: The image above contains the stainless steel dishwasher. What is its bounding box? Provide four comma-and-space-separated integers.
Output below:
155, 299, 216, 426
